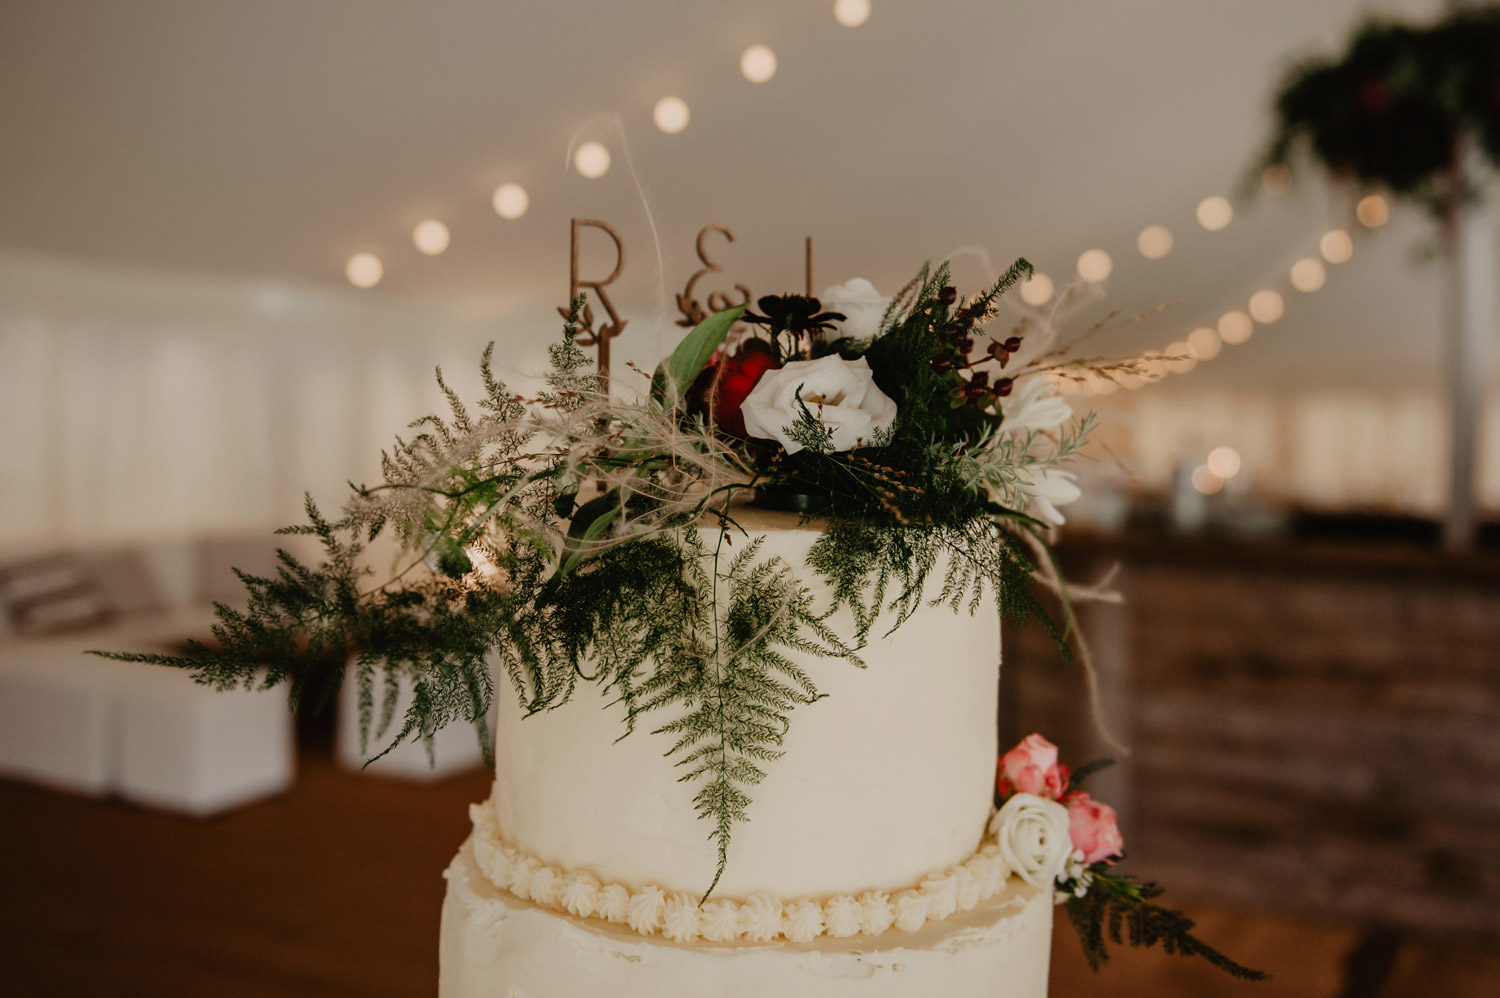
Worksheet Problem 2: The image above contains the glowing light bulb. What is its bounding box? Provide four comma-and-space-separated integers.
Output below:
1186, 326, 1222, 360
1356, 193, 1389, 228
653, 96, 690, 134
345, 253, 383, 289
1217, 309, 1253, 345
1290, 257, 1326, 293
741, 44, 777, 83
1019, 272, 1054, 306
1137, 225, 1173, 260
573, 141, 611, 179
1076, 248, 1112, 283
412, 219, 450, 256
1320, 228, 1354, 264
1207, 445, 1242, 479
1196, 195, 1233, 232
492, 183, 529, 220
1191, 465, 1224, 495
1248, 289, 1284, 324
833, 0, 871, 27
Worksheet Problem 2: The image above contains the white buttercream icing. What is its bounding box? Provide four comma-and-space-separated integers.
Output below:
662, 892, 702, 942
528, 866, 564, 909
783, 900, 826, 943
858, 890, 896, 935
560, 871, 602, 918
596, 883, 631, 924
920, 871, 960, 921
464, 801, 1025, 945
698, 900, 742, 942
823, 895, 862, 938
741, 892, 784, 942
892, 890, 932, 932
441, 835, 1056, 998
952, 864, 982, 912
505, 855, 539, 901
626, 886, 666, 935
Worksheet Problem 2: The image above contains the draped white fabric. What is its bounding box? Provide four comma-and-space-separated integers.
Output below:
0, 250, 541, 551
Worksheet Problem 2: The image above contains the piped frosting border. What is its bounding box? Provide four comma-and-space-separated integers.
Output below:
467, 801, 1017, 944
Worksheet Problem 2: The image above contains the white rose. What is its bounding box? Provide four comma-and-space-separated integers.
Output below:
988, 792, 1073, 890
740, 354, 897, 455
821, 277, 891, 340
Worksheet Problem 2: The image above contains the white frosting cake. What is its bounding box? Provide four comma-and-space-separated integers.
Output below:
438, 511, 1053, 996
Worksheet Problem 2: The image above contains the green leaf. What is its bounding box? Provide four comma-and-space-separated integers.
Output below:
557, 489, 621, 576
651, 304, 745, 410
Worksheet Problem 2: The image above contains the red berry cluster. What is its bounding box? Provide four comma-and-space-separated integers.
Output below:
932, 286, 1022, 409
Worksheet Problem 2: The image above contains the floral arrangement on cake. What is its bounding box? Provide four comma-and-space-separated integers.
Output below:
98, 257, 1258, 977
991, 735, 1264, 979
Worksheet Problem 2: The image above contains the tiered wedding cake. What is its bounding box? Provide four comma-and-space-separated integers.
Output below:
438, 512, 1053, 997
108, 251, 1260, 994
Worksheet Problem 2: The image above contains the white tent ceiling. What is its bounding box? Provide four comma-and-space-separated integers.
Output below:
0, 0, 1484, 392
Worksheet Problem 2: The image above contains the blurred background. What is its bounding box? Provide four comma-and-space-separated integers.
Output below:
2, 0, 1498, 995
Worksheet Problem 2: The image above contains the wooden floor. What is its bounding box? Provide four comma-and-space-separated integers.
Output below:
3, 745, 1498, 997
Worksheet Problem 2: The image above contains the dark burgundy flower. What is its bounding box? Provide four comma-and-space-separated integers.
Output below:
741, 295, 846, 338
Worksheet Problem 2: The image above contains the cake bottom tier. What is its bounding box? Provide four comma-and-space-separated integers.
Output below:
439, 835, 1053, 998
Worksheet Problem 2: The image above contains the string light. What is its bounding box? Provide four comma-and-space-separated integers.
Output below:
1191, 465, 1224, 495
345, 253, 383, 289
573, 141, 611, 179
1248, 289, 1284, 324
1218, 309, 1253, 345
1076, 248, 1112, 282
741, 44, 777, 83
1356, 193, 1389, 228
1290, 257, 1326, 292
1207, 445, 1242, 478
412, 219, 450, 256
653, 96, 690, 134
1186, 326, 1222, 360
1137, 225, 1173, 260
1196, 195, 1233, 231
833, 0, 871, 27
1320, 228, 1354, 264
492, 183, 530, 220
1019, 272, 1054, 306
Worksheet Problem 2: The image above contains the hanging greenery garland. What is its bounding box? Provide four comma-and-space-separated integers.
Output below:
1260, 8, 1500, 212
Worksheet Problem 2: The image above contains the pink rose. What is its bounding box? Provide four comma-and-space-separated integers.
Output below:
996, 734, 1071, 800
1063, 792, 1124, 865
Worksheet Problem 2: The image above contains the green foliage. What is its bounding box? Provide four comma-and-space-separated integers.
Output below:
652, 304, 746, 410
1065, 872, 1269, 981
633, 534, 859, 899
1259, 8, 1500, 211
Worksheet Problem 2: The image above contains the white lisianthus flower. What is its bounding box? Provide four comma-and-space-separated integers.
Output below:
1013, 466, 1081, 526
988, 792, 1073, 890
1000, 375, 1072, 435
821, 278, 892, 340
740, 354, 897, 455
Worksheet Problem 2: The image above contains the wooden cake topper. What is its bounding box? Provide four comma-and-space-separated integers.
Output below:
559, 218, 628, 388
563, 219, 816, 382
675, 225, 752, 327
